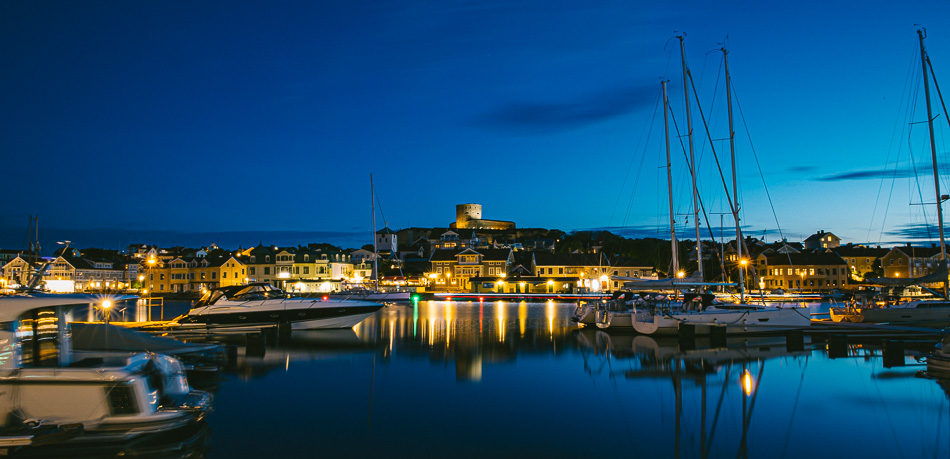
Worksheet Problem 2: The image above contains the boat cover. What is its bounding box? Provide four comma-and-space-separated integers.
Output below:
72, 323, 220, 355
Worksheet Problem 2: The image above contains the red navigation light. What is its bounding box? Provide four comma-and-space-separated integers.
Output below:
322, 295, 328, 301
479, 297, 484, 302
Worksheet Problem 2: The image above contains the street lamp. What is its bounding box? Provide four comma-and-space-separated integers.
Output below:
101, 300, 112, 324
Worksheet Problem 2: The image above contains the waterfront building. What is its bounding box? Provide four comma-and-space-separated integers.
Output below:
756, 252, 849, 292
532, 252, 606, 289
879, 244, 944, 279
607, 258, 658, 290
141, 255, 245, 293
0, 249, 23, 268
246, 245, 278, 286
429, 248, 513, 292
1, 256, 35, 288
350, 248, 376, 264
832, 244, 889, 281
48, 254, 127, 292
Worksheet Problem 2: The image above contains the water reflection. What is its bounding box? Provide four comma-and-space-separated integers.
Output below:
347, 301, 574, 381
204, 301, 950, 458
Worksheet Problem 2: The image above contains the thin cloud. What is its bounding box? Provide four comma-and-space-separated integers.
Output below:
475, 85, 656, 132
816, 162, 950, 181
884, 222, 944, 241
787, 166, 816, 173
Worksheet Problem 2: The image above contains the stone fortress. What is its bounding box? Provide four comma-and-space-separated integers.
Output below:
450, 203, 515, 230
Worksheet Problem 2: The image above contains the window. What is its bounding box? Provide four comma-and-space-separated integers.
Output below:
212, 272, 217, 279
264, 267, 271, 275
303, 267, 309, 275
548, 268, 553, 275
223, 272, 227, 278
160, 274, 165, 280
249, 267, 256, 275
266, 255, 271, 262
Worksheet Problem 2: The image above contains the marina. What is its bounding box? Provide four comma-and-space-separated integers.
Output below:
3, 297, 943, 457
7, 2, 950, 458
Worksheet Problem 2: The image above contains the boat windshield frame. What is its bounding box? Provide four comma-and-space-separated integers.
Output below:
194, 283, 289, 306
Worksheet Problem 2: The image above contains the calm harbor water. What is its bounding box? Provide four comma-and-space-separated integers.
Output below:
165, 300, 948, 458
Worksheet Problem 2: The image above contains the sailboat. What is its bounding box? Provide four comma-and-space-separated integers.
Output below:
332, 174, 412, 302
590, 36, 810, 334
830, 29, 950, 326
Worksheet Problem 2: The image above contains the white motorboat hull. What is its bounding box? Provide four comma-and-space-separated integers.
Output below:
291, 310, 380, 330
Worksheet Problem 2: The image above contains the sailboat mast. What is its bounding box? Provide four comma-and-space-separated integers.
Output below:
919, 28, 948, 298
663, 80, 679, 276
723, 47, 745, 301
371, 173, 379, 293
679, 35, 704, 281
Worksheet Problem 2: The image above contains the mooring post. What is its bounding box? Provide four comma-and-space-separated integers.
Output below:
882, 340, 906, 368
786, 329, 805, 352
678, 323, 696, 351
828, 333, 848, 359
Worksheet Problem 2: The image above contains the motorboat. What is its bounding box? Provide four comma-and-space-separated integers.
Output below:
0, 294, 212, 451
179, 283, 384, 330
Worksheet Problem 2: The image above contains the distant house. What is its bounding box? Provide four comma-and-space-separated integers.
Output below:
804, 230, 841, 250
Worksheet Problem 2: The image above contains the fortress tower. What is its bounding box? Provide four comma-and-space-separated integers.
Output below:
455, 204, 482, 229
452, 203, 514, 230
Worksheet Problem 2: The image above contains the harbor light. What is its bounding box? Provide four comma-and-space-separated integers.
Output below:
677, 271, 685, 278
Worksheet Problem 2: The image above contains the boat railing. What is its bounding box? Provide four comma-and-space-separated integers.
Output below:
137, 297, 165, 321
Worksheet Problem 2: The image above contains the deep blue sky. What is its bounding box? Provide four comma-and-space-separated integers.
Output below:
4, 1, 950, 251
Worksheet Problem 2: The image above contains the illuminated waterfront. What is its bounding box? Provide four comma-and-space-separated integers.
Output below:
187, 301, 949, 458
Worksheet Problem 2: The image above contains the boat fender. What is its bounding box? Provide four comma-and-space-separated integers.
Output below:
152, 354, 190, 397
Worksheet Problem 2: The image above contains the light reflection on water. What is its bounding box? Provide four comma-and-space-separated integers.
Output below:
194, 300, 949, 458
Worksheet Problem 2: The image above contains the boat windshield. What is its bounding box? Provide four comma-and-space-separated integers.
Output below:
230, 284, 287, 301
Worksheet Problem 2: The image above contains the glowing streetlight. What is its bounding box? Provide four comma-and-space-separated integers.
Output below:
101, 300, 112, 324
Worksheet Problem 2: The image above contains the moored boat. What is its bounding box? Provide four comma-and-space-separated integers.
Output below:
0, 294, 212, 450
179, 283, 383, 330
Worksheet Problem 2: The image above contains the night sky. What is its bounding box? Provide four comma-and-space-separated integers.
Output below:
4, 1, 950, 252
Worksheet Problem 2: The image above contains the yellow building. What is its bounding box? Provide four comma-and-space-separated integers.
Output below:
142, 255, 246, 293
429, 248, 513, 292
757, 252, 849, 292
